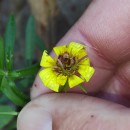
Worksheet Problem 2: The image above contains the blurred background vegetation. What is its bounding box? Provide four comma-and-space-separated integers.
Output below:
0, 0, 91, 129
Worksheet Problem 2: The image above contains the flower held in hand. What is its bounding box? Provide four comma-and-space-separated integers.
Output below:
39, 42, 95, 92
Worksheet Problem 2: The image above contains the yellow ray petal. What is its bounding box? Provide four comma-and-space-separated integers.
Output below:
79, 58, 90, 66
47, 75, 59, 92
68, 42, 85, 56
78, 65, 95, 82
68, 75, 84, 88
53, 45, 67, 56
39, 68, 54, 86
57, 74, 67, 86
76, 49, 87, 59
40, 50, 55, 67
39, 68, 59, 92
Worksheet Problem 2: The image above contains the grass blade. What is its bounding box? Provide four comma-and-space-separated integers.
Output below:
25, 16, 35, 66
34, 32, 46, 51
9, 64, 39, 79
0, 77, 29, 106
0, 105, 16, 129
0, 112, 18, 116
4, 15, 16, 71
0, 37, 4, 69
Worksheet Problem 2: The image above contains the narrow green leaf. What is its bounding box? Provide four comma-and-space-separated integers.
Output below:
4, 15, 16, 71
0, 112, 18, 116
0, 37, 4, 69
9, 64, 39, 79
0, 105, 16, 129
0, 69, 5, 76
79, 84, 87, 94
34, 33, 46, 51
18, 77, 33, 89
0, 94, 8, 104
0, 77, 29, 106
0, 76, 3, 89
5, 119, 16, 130
25, 16, 35, 66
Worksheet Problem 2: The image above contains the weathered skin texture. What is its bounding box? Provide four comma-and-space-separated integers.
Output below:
18, 94, 130, 130
17, 0, 130, 129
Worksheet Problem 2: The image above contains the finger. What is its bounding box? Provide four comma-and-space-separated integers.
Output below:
17, 93, 130, 130
99, 61, 130, 106
17, 103, 52, 130
31, 0, 130, 99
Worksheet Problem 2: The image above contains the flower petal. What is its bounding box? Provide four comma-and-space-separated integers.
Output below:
39, 68, 59, 92
57, 74, 67, 86
68, 75, 84, 88
68, 42, 85, 56
76, 49, 87, 59
53, 45, 67, 56
79, 58, 90, 66
78, 65, 95, 82
40, 50, 55, 67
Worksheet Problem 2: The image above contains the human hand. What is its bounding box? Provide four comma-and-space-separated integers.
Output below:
17, 0, 130, 129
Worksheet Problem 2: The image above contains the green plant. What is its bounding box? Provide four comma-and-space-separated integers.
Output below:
0, 15, 46, 130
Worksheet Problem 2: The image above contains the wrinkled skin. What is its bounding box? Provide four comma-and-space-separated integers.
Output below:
17, 0, 130, 130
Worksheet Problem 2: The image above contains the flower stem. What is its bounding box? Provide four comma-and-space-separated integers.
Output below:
59, 80, 68, 92
79, 84, 87, 93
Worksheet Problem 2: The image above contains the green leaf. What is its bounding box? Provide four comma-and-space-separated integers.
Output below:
0, 112, 18, 115
4, 119, 16, 130
5, 120, 16, 130
9, 64, 39, 79
4, 15, 16, 71
0, 94, 9, 104
0, 77, 29, 106
0, 69, 5, 76
0, 76, 3, 87
0, 105, 16, 129
0, 75, 3, 89
25, 16, 35, 66
0, 37, 4, 69
34, 32, 46, 51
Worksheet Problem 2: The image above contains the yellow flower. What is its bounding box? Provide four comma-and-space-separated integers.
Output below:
39, 42, 95, 92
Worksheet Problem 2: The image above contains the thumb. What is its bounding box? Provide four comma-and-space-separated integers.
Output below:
31, 0, 130, 99
17, 94, 130, 130
17, 105, 52, 130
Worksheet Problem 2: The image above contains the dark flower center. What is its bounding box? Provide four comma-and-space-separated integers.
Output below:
56, 52, 77, 75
